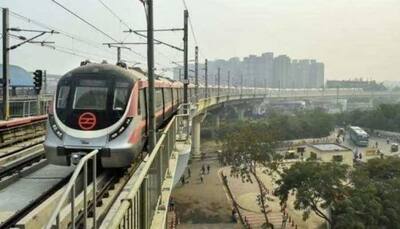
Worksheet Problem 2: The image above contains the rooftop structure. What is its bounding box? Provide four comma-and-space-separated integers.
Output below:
0, 65, 34, 87
310, 143, 351, 152
305, 143, 353, 167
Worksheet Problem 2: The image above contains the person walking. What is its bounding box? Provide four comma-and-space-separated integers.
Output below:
201, 164, 205, 175
181, 176, 185, 185
207, 164, 210, 174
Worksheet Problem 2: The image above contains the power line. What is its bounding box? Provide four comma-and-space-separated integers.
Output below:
50, 0, 146, 60
51, 0, 118, 43
97, 0, 132, 30
8, 35, 106, 61
6, 8, 117, 57
181, 0, 198, 45
96, 0, 179, 68
181, 0, 208, 60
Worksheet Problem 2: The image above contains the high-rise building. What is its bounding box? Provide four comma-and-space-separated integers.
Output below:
273, 55, 291, 88
172, 52, 324, 89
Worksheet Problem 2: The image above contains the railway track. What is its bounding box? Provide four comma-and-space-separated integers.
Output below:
0, 116, 144, 228
2, 158, 142, 229
0, 138, 46, 188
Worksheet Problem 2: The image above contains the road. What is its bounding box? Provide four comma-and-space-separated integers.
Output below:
341, 131, 400, 161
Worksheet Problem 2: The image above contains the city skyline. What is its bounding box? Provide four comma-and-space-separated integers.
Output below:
174, 51, 324, 88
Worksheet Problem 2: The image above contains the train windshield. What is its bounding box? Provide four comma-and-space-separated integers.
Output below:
55, 74, 134, 130
74, 87, 108, 110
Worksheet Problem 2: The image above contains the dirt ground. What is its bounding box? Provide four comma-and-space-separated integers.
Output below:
172, 141, 241, 228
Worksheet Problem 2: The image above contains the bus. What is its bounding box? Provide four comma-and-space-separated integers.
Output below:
348, 126, 369, 147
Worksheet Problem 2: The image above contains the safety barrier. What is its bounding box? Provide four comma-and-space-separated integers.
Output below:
108, 112, 190, 229
46, 149, 99, 229
0, 95, 52, 119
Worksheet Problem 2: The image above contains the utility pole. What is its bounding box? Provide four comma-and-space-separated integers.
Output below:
194, 46, 198, 101
204, 59, 208, 98
183, 10, 189, 105
117, 47, 121, 62
2, 8, 9, 120
227, 71, 230, 96
147, 0, 156, 151
103, 43, 131, 63
217, 68, 221, 97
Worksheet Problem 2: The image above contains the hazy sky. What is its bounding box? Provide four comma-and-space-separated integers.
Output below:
1, 0, 400, 81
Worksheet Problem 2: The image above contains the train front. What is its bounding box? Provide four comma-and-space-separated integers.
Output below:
44, 63, 142, 168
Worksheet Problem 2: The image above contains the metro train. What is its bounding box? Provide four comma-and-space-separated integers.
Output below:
44, 62, 364, 168
44, 63, 194, 168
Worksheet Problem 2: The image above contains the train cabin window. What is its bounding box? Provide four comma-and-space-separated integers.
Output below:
155, 88, 163, 109
113, 85, 130, 111
57, 86, 70, 109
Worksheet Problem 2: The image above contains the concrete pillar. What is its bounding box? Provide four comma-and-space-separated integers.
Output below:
192, 115, 202, 155
238, 109, 245, 120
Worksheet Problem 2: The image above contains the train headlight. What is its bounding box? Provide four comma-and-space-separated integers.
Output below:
49, 115, 63, 139
109, 117, 132, 141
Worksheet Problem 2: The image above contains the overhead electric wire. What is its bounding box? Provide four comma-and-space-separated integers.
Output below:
50, 0, 146, 60
97, 0, 132, 30
181, 0, 198, 45
6, 8, 117, 58
96, 0, 177, 69
51, 0, 118, 43
181, 0, 207, 59
8, 35, 106, 62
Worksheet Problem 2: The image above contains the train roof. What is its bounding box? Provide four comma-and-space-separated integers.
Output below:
63, 63, 183, 87
64, 63, 142, 82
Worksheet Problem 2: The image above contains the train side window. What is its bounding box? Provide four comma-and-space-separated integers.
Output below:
174, 89, 178, 103
57, 86, 70, 109
139, 89, 146, 118
165, 88, 171, 104
170, 88, 174, 106
155, 88, 163, 109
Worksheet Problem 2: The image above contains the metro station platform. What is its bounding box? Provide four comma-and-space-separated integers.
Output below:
0, 115, 47, 130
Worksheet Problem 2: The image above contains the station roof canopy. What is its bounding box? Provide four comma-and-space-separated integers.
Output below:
0, 65, 34, 87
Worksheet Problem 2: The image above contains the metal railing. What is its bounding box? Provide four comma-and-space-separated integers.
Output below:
46, 149, 98, 229
0, 95, 52, 119
108, 113, 189, 229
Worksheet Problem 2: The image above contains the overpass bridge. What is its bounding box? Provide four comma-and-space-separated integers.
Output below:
2, 88, 398, 229
91, 88, 399, 228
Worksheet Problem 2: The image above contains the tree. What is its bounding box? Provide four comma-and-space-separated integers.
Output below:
333, 158, 400, 228
221, 121, 280, 228
275, 161, 349, 227
276, 158, 400, 228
